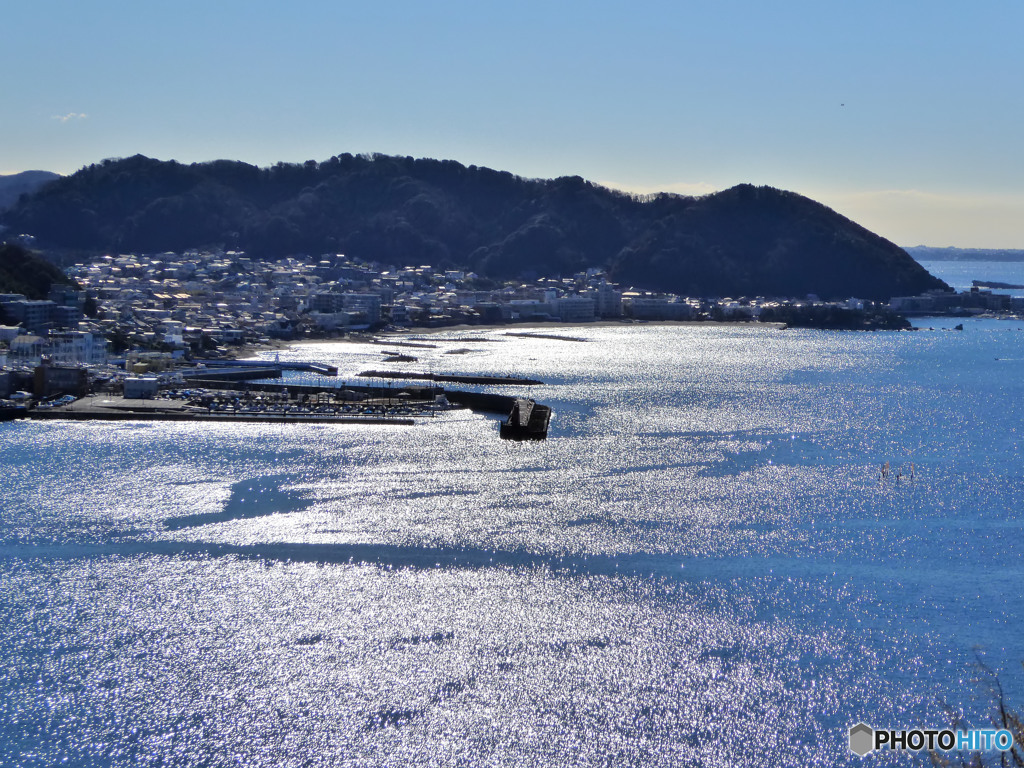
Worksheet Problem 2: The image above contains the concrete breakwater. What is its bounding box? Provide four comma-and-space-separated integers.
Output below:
442, 390, 519, 414
358, 370, 544, 386
181, 367, 283, 382
191, 359, 339, 375
504, 331, 589, 343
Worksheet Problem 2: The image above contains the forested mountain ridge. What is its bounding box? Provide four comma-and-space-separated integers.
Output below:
0, 171, 61, 211
1, 153, 948, 300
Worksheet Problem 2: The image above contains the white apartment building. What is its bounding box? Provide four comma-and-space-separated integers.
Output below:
47, 331, 109, 366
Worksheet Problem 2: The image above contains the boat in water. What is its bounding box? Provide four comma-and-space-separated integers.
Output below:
499, 398, 551, 440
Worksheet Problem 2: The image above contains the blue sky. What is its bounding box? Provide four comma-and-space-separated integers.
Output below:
4, 1, 1023, 247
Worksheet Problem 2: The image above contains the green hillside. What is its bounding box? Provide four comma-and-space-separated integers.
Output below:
2, 154, 948, 300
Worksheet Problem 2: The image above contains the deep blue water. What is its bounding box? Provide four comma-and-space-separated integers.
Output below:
2, 320, 1022, 766
917, 259, 1024, 295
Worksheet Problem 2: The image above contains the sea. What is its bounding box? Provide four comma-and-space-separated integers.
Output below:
917, 259, 1024, 296
2, 263, 1023, 767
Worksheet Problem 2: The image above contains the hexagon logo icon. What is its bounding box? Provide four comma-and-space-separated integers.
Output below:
849, 722, 874, 756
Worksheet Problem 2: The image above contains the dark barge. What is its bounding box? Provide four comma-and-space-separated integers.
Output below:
499, 398, 551, 441
0, 402, 28, 421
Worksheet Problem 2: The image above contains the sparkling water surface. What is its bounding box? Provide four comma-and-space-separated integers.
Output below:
2, 322, 1022, 766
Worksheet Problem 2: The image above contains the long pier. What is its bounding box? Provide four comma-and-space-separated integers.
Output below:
358, 370, 543, 386
504, 331, 588, 343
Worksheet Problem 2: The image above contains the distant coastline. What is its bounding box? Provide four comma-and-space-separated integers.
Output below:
379, 318, 789, 336
905, 245, 1024, 262
234, 316, 895, 361
234, 319, 789, 359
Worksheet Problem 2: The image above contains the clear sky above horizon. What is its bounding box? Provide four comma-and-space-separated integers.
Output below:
4, 1, 1023, 248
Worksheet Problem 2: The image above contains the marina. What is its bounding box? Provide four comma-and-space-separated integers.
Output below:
9, 357, 553, 437
25, 394, 417, 425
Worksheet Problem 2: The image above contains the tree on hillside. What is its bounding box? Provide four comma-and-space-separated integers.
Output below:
0, 242, 77, 298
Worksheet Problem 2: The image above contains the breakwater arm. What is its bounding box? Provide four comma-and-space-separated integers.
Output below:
504, 332, 589, 342
358, 370, 543, 386
442, 390, 518, 414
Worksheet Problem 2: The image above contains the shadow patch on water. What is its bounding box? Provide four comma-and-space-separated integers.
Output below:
0, 539, 764, 581
364, 707, 423, 730
164, 475, 313, 530
2, 537, 927, 592
430, 676, 475, 703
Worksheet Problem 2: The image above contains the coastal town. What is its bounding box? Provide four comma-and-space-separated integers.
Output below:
2, 247, 1023, 406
